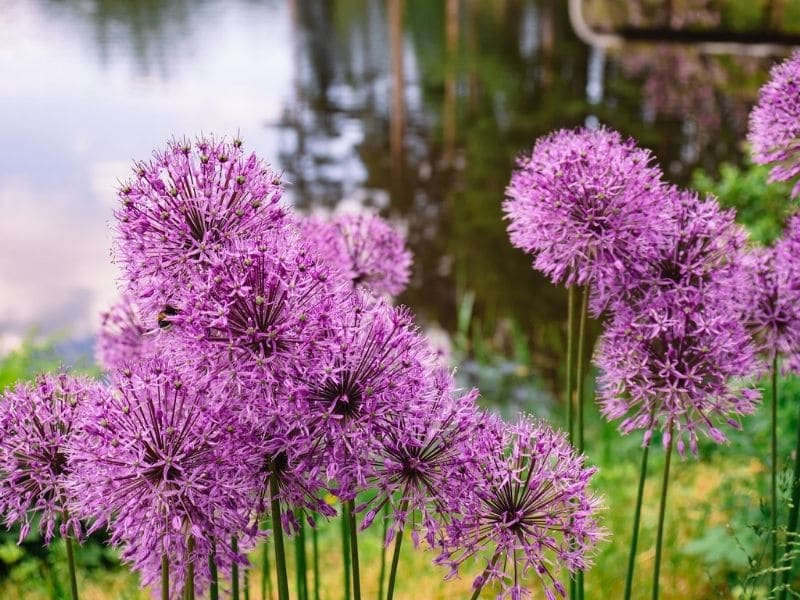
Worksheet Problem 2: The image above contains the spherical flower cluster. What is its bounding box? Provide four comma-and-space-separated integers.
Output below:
300, 212, 412, 298
70, 360, 259, 597
95, 292, 158, 371
0, 372, 96, 543
358, 367, 482, 547
748, 51, 800, 197
596, 191, 761, 453
170, 228, 341, 386
742, 240, 800, 361
503, 126, 670, 311
298, 294, 430, 497
113, 135, 286, 315
436, 415, 604, 600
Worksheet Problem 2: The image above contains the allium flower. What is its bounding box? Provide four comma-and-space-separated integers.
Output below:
240, 399, 337, 534
0, 372, 95, 543
70, 359, 259, 597
748, 51, 800, 197
170, 229, 341, 386
436, 416, 604, 600
95, 292, 159, 371
298, 294, 430, 498
742, 242, 800, 360
357, 367, 482, 547
596, 190, 761, 454
301, 211, 412, 297
113, 135, 286, 315
503, 126, 669, 311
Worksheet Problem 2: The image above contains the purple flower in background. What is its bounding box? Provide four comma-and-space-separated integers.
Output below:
742, 240, 800, 361
70, 359, 259, 597
748, 51, 800, 197
95, 292, 158, 371
503, 126, 669, 311
436, 416, 604, 600
0, 372, 95, 544
301, 211, 412, 298
298, 294, 430, 498
170, 229, 341, 386
113, 135, 286, 315
357, 367, 482, 547
596, 191, 761, 454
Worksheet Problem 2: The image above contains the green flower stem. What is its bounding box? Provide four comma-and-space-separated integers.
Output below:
341, 504, 352, 600
162, 554, 169, 600
575, 285, 589, 600
778, 396, 800, 600
623, 443, 650, 600
378, 503, 389, 600
186, 535, 195, 600
346, 499, 362, 600
260, 534, 272, 600
566, 285, 576, 443
295, 515, 308, 600
386, 500, 408, 600
771, 352, 779, 595
270, 472, 290, 600
210, 541, 219, 600
651, 424, 675, 600
232, 536, 240, 600
312, 518, 320, 600
64, 533, 79, 600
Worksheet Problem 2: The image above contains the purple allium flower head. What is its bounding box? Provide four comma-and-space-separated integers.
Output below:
113, 135, 286, 316
240, 401, 337, 535
70, 359, 259, 597
436, 415, 604, 600
596, 190, 761, 454
357, 367, 482, 547
95, 292, 159, 371
742, 241, 800, 361
298, 293, 430, 498
503, 126, 669, 312
748, 51, 800, 197
0, 372, 96, 544
300, 211, 412, 298
170, 228, 341, 387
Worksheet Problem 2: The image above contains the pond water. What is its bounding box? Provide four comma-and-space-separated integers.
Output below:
0, 0, 784, 384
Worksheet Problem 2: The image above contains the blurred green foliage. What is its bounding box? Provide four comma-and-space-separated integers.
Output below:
692, 161, 797, 245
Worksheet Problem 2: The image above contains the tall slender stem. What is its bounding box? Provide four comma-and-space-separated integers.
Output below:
771, 352, 779, 595
244, 567, 250, 600
64, 533, 79, 600
778, 397, 800, 600
295, 515, 308, 600
566, 285, 576, 443
346, 499, 362, 600
162, 553, 170, 600
651, 424, 675, 600
261, 535, 272, 600
186, 535, 195, 600
210, 541, 219, 600
341, 504, 352, 600
232, 536, 240, 600
378, 504, 389, 600
386, 501, 408, 600
623, 443, 650, 600
575, 285, 589, 600
270, 473, 290, 600
61, 510, 79, 600
312, 519, 320, 600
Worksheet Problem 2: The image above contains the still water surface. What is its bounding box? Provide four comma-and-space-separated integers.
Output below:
0, 0, 781, 380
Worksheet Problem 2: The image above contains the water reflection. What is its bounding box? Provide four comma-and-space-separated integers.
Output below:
0, 0, 785, 389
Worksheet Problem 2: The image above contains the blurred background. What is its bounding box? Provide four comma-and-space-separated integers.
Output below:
1, 0, 800, 598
